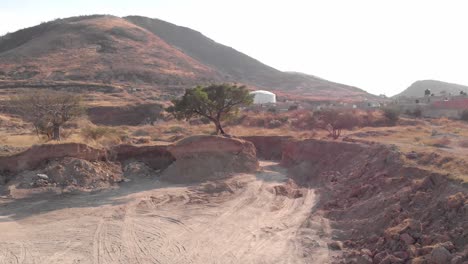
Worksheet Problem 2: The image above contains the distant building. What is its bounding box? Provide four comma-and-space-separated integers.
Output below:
432, 97, 468, 110
249, 90, 276, 104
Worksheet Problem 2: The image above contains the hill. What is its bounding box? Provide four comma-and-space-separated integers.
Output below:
395, 80, 468, 98
0, 15, 375, 101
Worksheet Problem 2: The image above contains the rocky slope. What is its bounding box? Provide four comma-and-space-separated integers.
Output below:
282, 139, 468, 263
395, 80, 468, 98
0, 15, 374, 101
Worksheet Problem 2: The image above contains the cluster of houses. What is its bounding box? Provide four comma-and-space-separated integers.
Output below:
248, 88, 468, 119
394, 89, 468, 118
248, 90, 386, 112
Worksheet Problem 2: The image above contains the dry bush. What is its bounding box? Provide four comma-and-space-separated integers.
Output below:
425, 137, 452, 148
164, 126, 185, 134
317, 109, 360, 139
289, 110, 316, 130
80, 126, 126, 147
381, 107, 400, 125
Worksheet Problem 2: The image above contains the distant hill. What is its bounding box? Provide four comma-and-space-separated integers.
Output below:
0, 15, 375, 101
395, 80, 468, 98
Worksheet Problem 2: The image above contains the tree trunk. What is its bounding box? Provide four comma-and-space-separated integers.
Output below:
214, 120, 225, 135
52, 124, 61, 141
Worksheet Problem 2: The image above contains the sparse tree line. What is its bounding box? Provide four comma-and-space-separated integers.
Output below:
5, 83, 468, 143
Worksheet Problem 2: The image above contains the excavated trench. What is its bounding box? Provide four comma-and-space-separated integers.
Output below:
0, 136, 467, 264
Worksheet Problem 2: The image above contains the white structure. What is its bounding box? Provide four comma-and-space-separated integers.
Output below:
250, 90, 276, 104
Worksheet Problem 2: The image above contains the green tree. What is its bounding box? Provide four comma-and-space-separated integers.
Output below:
10, 90, 84, 140
167, 84, 254, 134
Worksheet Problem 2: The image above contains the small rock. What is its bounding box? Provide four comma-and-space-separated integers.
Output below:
360, 248, 372, 257
327, 241, 343, 251
439, 241, 455, 251
406, 151, 418, 159
380, 254, 404, 264
430, 245, 452, 264
419, 246, 434, 255
394, 251, 409, 260
400, 233, 415, 245
407, 245, 418, 258
446, 192, 465, 210
450, 255, 463, 264
355, 254, 372, 264
373, 251, 388, 263
36, 174, 49, 180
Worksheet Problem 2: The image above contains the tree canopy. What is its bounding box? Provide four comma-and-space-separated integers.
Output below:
167, 84, 254, 134
9, 90, 84, 140
317, 109, 359, 139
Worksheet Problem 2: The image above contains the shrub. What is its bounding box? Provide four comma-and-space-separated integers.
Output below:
288, 105, 298, 111
290, 111, 316, 130
426, 137, 451, 148
406, 108, 422, 118
461, 110, 468, 122
165, 126, 184, 134
267, 119, 283, 128
382, 108, 400, 125
267, 107, 277, 113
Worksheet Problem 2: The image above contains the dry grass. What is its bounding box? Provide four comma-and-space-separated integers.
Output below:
423, 137, 452, 148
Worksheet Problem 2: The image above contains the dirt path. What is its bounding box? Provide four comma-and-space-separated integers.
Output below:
0, 161, 330, 264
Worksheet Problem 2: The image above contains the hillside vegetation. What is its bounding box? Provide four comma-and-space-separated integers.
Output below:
0, 15, 374, 102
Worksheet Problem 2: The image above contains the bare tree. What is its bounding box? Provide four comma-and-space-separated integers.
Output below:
317, 109, 359, 139
9, 90, 84, 140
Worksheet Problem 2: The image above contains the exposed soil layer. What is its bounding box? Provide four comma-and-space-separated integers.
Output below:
161, 135, 259, 183
241, 135, 293, 160
0, 143, 107, 173
282, 139, 468, 263
110, 144, 174, 171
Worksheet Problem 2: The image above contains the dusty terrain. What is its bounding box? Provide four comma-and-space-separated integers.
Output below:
0, 161, 332, 264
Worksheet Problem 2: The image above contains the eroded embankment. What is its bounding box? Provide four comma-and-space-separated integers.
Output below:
0, 136, 258, 196
281, 139, 468, 264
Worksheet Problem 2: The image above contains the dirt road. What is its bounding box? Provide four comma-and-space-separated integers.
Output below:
0, 161, 331, 264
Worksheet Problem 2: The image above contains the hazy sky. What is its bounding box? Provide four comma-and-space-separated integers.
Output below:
1, 0, 468, 96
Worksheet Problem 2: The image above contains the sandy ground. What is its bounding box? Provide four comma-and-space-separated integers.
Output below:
0, 161, 331, 264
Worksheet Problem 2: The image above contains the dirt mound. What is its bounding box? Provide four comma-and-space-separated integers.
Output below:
43, 158, 122, 187
283, 139, 468, 263
161, 135, 258, 183
0, 143, 106, 173
5, 157, 122, 197
123, 161, 157, 178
